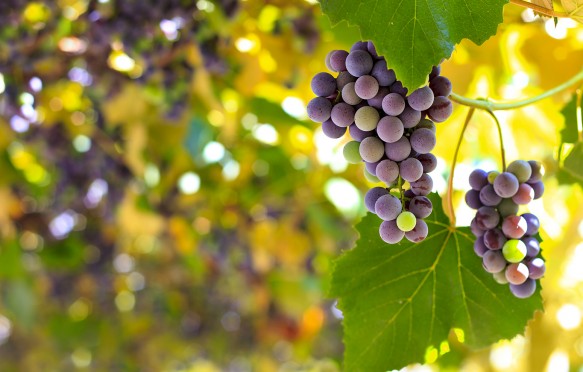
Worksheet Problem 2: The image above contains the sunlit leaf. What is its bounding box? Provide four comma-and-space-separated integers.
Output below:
320, 0, 508, 90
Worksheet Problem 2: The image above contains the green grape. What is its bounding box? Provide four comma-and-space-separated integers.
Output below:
507, 160, 532, 183
502, 239, 527, 263
354, 106, 380, 131
487, 171, 500, 184
493, 270, 508, 284
343, 141, 362, 164
396, 211, 416, 232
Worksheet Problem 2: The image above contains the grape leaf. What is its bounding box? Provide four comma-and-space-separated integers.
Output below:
561, 0, 583, 22
329, 194, 542, 371
560, 94, 579, 144
320, 0, 508, 90
558, 142, 583, 187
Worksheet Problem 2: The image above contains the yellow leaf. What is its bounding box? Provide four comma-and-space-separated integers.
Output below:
561, 0, 583, 21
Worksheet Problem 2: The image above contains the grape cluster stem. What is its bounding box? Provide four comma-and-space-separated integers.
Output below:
446, 67, 583, 226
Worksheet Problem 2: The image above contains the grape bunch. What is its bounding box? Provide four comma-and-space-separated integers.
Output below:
466, 160, 545, 299
307, 40, 454, 244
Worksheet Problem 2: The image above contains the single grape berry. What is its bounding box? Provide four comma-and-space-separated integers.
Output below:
493, 172, 519, 198
509, 279, 536, 298
343, 141, 362, 164
396, 211, 416, 232
405, 219, 428, 242
502, 239, 527, 263
375, 194, 402, 221
379, 220, 405, 244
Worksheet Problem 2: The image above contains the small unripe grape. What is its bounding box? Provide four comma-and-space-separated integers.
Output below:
502, 239, 527, 263
396, 211, 416, 232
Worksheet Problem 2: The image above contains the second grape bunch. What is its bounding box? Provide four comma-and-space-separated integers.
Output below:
307, 40, 454, 244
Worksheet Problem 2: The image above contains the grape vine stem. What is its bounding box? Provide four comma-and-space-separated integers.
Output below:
484, 110, 507, 170
447, 108, 476, 227
449, 67, 583, 111
509, 0, 570, 18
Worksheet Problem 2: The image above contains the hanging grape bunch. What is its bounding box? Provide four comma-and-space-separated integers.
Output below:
466, 160, 545, 299
307, 41, 453, 244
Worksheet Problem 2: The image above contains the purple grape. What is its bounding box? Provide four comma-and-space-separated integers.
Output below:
407, 86, 434, 111
311, 72, 337, 97
429, 65, 441, 80
385, 136, 411, 162
350, 41, 368, 52
322, 119, 346, 139
330, 102, 355, 127
465, 189, 482, 209
307, 97, 332, 122
405, 218, 428, 243
399, 158, 423, 182
367, 41, 379, 58
364, 187, 389, 213
345, 50, 373, 77
475, 206, 500, 230
527, 160, 543, 183
376, 159, 399, 184
429, 76, 452, 97
329, 50, 349, 72
509, 278, 536, 298
382, 93, 406, 116
470, 218, 485, 237
408, 196, 433, 218
427, 96, 453, 122
341, 82, 362, 105
367, 87, 389, 109
482, 250, 506, 273
479, 184, 502, 206
522, 236, 540, 258
375, 194, 402, 221
416, 153, 437, 173
498, 198, 519, 217
336, 71, 357, 91
379, 220, 404, 244
501, 215, 527, 239
505, 262, 529, 285
389, 81, 408, 96
325, 50, 336, 71
474, 236, 488, 257
365, 160, 380, 176
409, 128, 436, 154
493, 172, 519, 198
483, 228, 507, 250
359, 136, 385, 163
371, 60, 396, 86
376, 116, 404, 143
398, 105, 422, 128
469, 169, 488, 191
410, 173, 433, 196
349, 124, 374, 142
528, 181, 544, 199
526, 258, 545, 279
521, 213, 540, 236
355, 75, 380, 100
512, 183, 534, 205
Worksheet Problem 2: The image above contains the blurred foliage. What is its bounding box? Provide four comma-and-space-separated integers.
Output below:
0, 1, 582, 372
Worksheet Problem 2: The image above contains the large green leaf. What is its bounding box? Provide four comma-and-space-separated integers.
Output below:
320, 0, 508, 90
560, 94, 579, 144
329, 194, 542, 371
